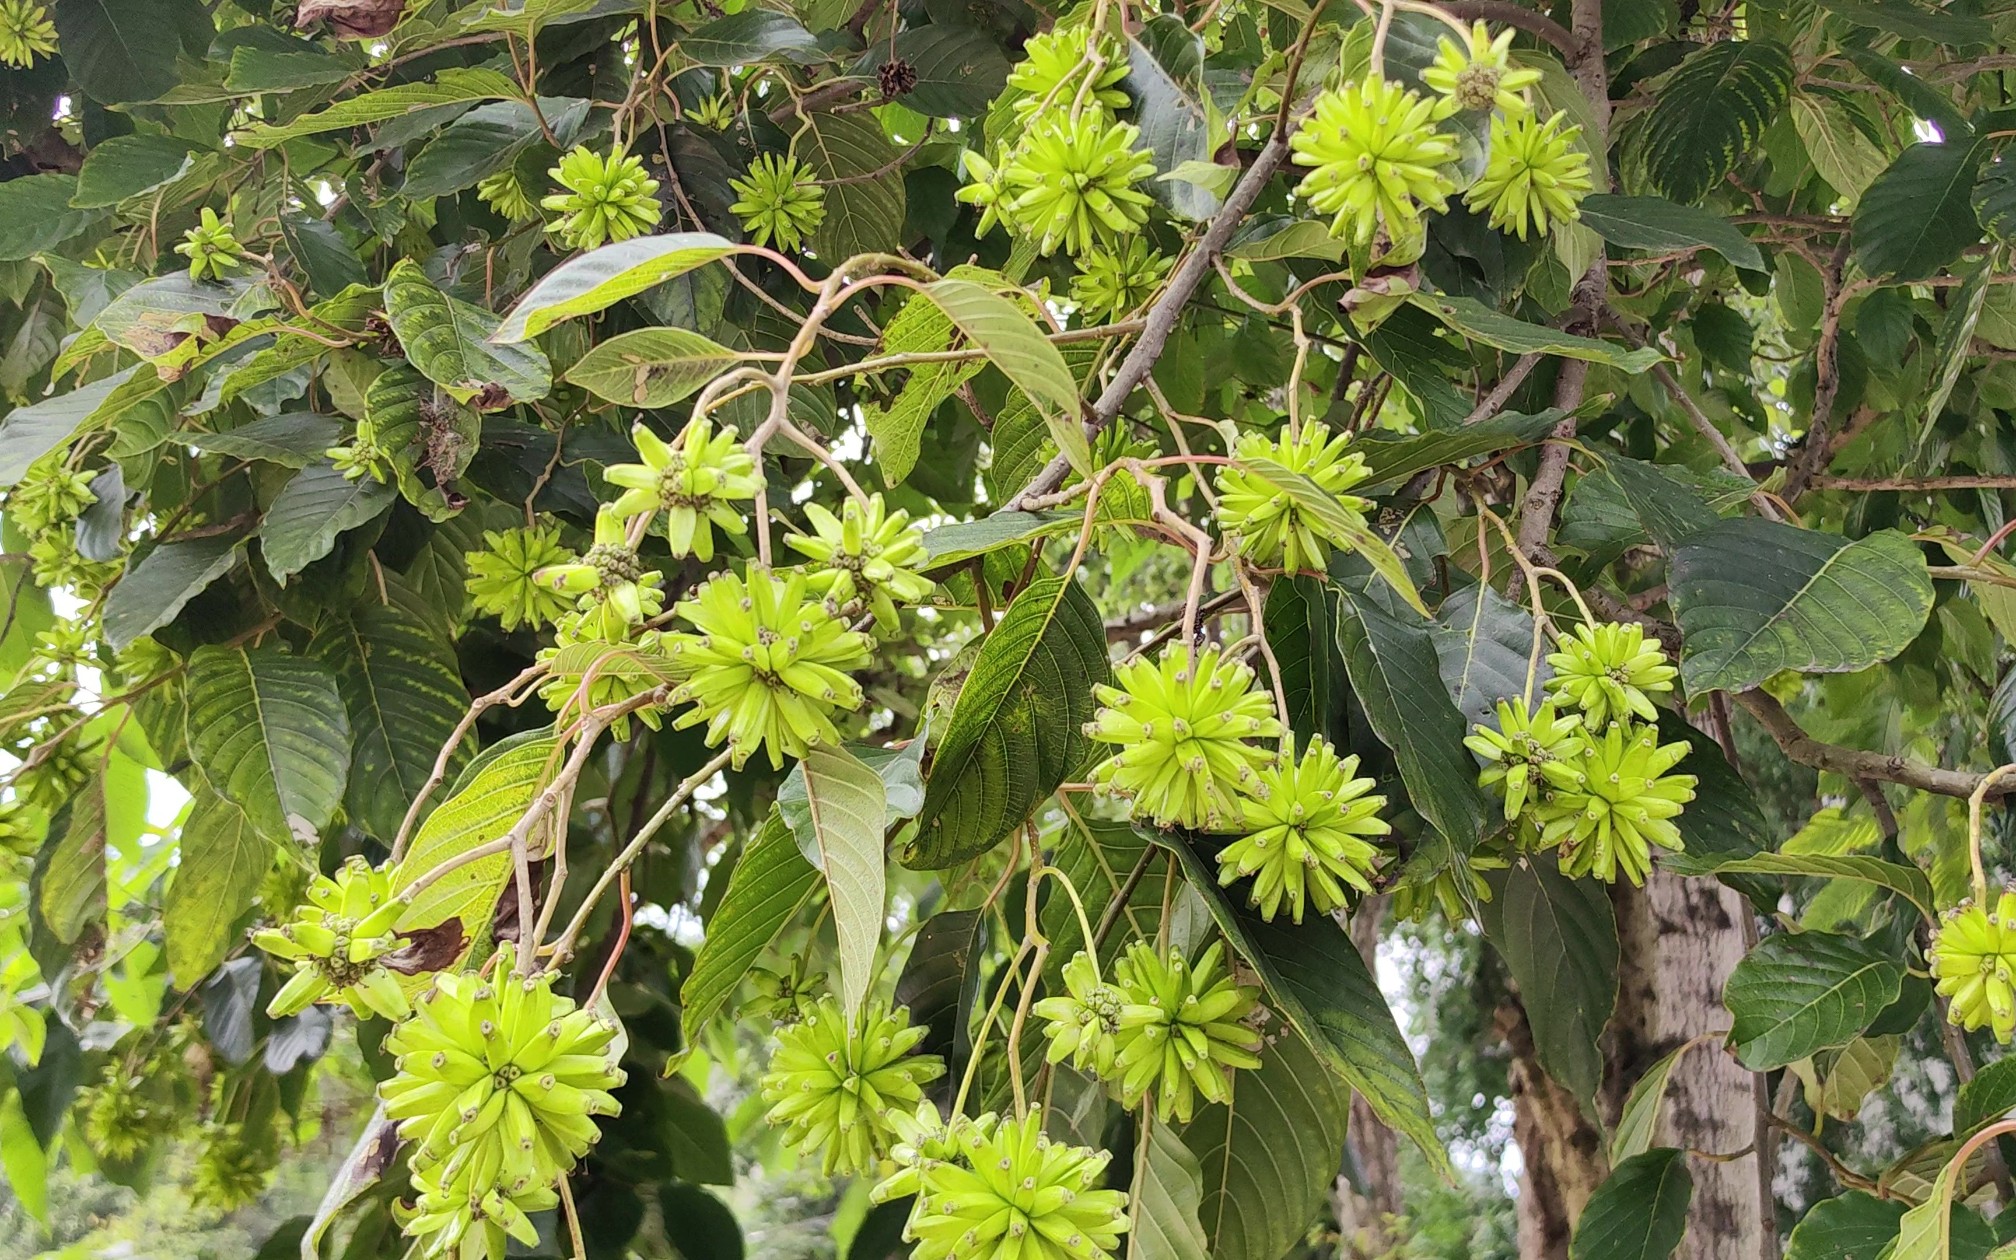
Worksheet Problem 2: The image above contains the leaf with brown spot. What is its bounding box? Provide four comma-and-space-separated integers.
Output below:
296, 0, 406, 38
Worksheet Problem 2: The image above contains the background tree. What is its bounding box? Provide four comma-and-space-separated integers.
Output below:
0, 3, 2014, 1260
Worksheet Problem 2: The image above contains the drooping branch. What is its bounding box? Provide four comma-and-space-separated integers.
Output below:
1010, 130, 1296, 506
1811, 473, 2016, 492
1736, 690, 2012, 801
1432, 1, 1579, 58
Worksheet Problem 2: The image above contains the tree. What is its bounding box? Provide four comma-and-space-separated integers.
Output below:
2, 1, 2015, 1258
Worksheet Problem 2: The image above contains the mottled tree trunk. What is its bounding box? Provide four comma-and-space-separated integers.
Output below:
1338, 898, 1402, 1255
1500, 998, 1605, 1259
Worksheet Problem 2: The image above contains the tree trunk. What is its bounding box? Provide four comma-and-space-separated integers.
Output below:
1609, 874, 1776, 1260
1338, 898, 1402, 1256
1499, 997, 1606, 1259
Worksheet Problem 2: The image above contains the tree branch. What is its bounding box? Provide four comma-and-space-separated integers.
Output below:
1009, 130, 1295, 506
1779, 236, 1852, 502
1811, 473, 2016, 493
1736, 690, 2012, 801
1433, 1, 1579, 58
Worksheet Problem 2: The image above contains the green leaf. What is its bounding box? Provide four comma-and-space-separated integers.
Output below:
781, 746, 886, 1021
1571, 1148, 1693, 1260
1791, 93, 1890, 202
73, 136, 199, 208
37, 786, 107, 944
1354, 409, 1565, 492
1263, 576, 1338, 746
922, 279, 1086, 476
1362, 308, 1473, 429
260, 461, 397, 583
892, 908, 985, 1069
1955, 1055, 2016, 1136
1809, 1035, 1898, 1122
1158, 835, 1446, 1173
1976, 152, 2016, 240
392, 732, 558, 937
1178, 1026, 1353, 1260
162, 791, 267, 989
0, 1082, 46, 1223
302, 1109, 400, 1260
658, 1081, 734, 1185
53, 0, 183, 103
1332, 586, 1492, 851
906, 576, 1109, 869
1407, 294, 1662, 371
802, 113, 907, 263
102, 535, 243, 649
1124, 17, 1218, 222
368, 365, 482, 522
1479, 859, 1617, 1110
1225, 217, 1347, 263
93, 275, 260, 361
186, 412, 347, 468
1130, 1120, 1211, 1260
1783, 1192, 1903, 1260
223, 36, 354, 92
1889, 1145, 1997, 1260
1724, 930, 1904, 1070
1853, 139, 1990, 279
1637, 39, 1794, 204
678, 810, 819, 1036
1660, 851, 1934, 921
564, 328, 743, 408
1609, 1042, 1688, 1166
920, 510, 1078, 567
1431, 582, 1546, 729
491, 232, 742, 342
237, 68, 521, 148
1576, 194, 1765, 271
184, 645, 351, 841
1240, 457, 1424, 612
312, 601, 472, 844
402, 98, 590, 199
863, 288, 982, 483
0, 366, 139, 485
1815, 0, 1993, 47
384, 260, 551, 405
679, 10, 822, 66
1667, 521, 1934, 695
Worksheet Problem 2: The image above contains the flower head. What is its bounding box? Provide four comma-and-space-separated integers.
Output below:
1085, 644, 1284, 830
662, 566, 875, 769
541, 147, 662, 250
1464, 697, 1587, 822
79, 1066, 177, 1161
0, 1, 55, 68
1932, 891, 2016, 1042
997, 114, 1157, 257
1004, 28, 1131, 122
1422, 21, 1541, 115
1544, 621, 1677, 726
1111, 940, 1263, 1122
603, 418, 761, 562
252, 856, 411, 1022
1217, 736, 1389, 922
466, 525, 578, 631
1215, 422, 1373, 572
729, 153, 827, 253
190, 1122, 273, 1211
1533, 722, 1695, 884
381, 941, 624, 1194
1290, 78, 1459, 245
759, 996, 945, 1177
907, 1112, 1131, 1260
787, 493, 934, 632
176, 208, 247, 281
1466, 110, 1593, 240
1070, 236, 1173, 322
8, 455, 96, 535
1032, 950, 1128, 1076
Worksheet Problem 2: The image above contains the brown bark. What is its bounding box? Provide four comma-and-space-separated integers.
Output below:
1338, 898, 1403, 1255
1499, 998, 1606, 1259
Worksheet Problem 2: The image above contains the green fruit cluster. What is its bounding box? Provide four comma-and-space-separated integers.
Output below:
253, 856, 411, 1022
542, 147, 662, 250
759, 996, 945, 1176
1215, 421, 1374, 573
1932, 891, 2016, 1042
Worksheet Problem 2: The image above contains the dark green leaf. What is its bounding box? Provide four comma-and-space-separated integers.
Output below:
0, 367, 138, 485
260, 461, 397, 583
921, 510, 1078, 567
72, 136, 199, 208
1976, 151, 2016, 240
1724, 931, 1904, 1070
237, 68, 520, 148
186, 412, 347, 468
1667, 521, 1934, 694
659, 1082, 734, 1185
1480, 860, 1617, 1109
906, 576, 1109, 868
1577, 194, 1765, 271
1431, 582, 1546, 729
659, 1183, 744, 1260
892, 909, 985, 1070
1637, 40, 1794, 204
383, 259, 550, 405
403, 98, 590, 199
679, 10, 822, 66
1408, 294, 1662, 370
37, 788, 107, 944
183, 644, 351, 841
54, 0, 183, 103
1355, 409, 1565, 492
162, 791, 267, 989
102, 535, 242, 649
1853, 140, 1990, 279
1782, 1192, 1902, 1260
1125, 16, 1218, 221
1332, 586, 1493, 851
862, 26, 1011, 118
1571, 1148, 1693, 1260
1660, 850, 1933, 921
1952, 1054, 2016, 1136
368, 365, 482, 522
803, 112, 908, 262
679, 810, 819, 1036
1815, 0, 1993, 47
1263, 576, 1338, 746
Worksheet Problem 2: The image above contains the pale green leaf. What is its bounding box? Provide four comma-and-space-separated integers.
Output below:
922, 278, 1087, 477
102, 536, 243, 649
784, 745, 886, 1021
392, 732, 558, 937
1407, 294, 1663, 371
384, 259, 551, 405
237, 68, 521, 148
1130, 1120, 1210, 1260
566, 327, 745, 408
163, 792, 268, 989
1576, 194, 1765, 271
491, 232, 742, 342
